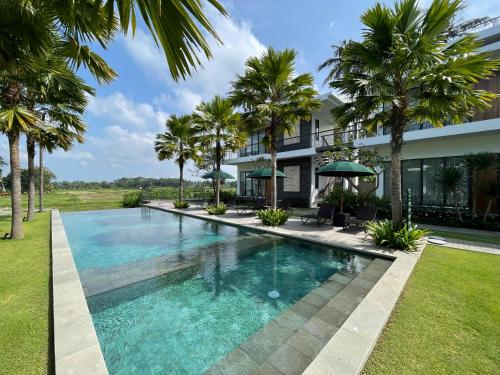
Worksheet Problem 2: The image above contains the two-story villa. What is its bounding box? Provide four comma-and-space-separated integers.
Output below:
224, 24, 500, 211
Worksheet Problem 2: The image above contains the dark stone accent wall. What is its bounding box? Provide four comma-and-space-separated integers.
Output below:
277, 157, 312, 207
276, 119, 312, 153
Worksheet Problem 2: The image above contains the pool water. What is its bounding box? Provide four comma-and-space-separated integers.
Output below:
62, 208, 372, 375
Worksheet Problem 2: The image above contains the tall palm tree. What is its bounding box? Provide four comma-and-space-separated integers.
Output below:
319, 0, 500, 226
192, 96, 246, 206
231, 48, 321, 209
1, 0, 228, 82
23, 54, 90, 220
155, 115, 199, 202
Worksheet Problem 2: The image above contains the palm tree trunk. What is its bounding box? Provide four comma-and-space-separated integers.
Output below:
39, 145, 44, 212
391, 129, 403, 227
215, 141, 221, 206
8, 132, 24, 239
179, 162, 184, 202
270, 120, 277, 210
26, 134, 36, 221
483, 199, 493, 224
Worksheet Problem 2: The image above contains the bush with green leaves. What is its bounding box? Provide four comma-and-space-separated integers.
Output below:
206, 204, 227, 215
122, 191, 142, 208
257, 209, 290, 226
366, 220, 430, 251
174, 200, 190, 209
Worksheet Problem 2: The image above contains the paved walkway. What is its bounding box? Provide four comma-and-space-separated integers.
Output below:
431, 238, 500, 256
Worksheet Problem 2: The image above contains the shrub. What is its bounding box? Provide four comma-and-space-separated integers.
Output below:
122, 191, 142, 208
206, 204, 227, 215
257, 209, 290, 226
174, 200, 190, 209
218, 190, 237, 203
366, 220, 430, 251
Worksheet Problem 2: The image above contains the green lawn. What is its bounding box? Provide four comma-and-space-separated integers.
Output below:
430, 229, 500, 246
364, 245, 500, 374
0, 212, 51, 375
0, 189, 127, 212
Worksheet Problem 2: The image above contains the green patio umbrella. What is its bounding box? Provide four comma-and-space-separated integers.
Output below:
247, 168, 287, 179
316, 161, 375, 213
201, 170, 235, 180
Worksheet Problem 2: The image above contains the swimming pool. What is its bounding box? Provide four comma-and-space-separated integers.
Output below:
62, 207, 374, 374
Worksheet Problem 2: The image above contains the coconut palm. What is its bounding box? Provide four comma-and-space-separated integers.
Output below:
192, 96, 246, 206
319, 0, 500, 226
435, 165, 465, 222
231, 48, 321, 209
462, 152, 498, 217
155, 115, 199, 202
1, 0, 227, 82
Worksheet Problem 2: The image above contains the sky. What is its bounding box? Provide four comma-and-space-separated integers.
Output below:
0, 0, 498, 182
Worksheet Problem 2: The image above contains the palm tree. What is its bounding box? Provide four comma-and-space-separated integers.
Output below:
192, 96, 246, 206
462, 152, 498, 217
319, 0, 500, 226
231, 48, 321, 209
435, 165, 465, 222
155, 115, 199, 202
1, 0, 227, 82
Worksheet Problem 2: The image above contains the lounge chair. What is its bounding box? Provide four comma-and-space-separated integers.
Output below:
277, 199, 293, 214
252, 198, 267, 212
344, 205, 378, 231
301, 203, 335, 226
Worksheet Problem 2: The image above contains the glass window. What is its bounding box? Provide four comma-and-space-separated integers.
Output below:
240, 171, 261, 197
422, 158, 444, 205
284, 122, 300, 145
445, 157, 469, 207
402, 160, 422, 205
315, 119, 320, 141
315, 168, 319, 189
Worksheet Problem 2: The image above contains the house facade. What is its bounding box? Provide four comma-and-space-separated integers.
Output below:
224, 24, 500, 211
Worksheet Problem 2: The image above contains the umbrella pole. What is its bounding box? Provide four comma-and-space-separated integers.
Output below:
340, 177, 344, 214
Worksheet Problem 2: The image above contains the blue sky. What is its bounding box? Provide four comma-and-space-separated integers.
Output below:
1, 0, 498, 181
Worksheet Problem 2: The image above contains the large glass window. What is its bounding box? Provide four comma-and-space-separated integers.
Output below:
422, 158, 443, 205
240, 171, 261, 197
445, 157, 469, 207
402, 160, 422, 205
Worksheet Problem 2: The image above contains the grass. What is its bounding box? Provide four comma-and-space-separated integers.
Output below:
364, 245, 500, 374
0, 212, 51, 375
430, 229, 500, 245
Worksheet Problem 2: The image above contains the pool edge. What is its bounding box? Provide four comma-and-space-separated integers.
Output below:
145, 203, 423, 375
51, 209, 108, 375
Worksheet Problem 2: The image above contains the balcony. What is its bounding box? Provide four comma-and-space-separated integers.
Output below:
225, 127, 359, 162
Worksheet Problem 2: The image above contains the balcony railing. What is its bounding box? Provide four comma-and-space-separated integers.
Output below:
225, 127, 360, 160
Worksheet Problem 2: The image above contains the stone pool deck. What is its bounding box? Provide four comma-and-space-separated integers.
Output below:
145, 202, 424, 375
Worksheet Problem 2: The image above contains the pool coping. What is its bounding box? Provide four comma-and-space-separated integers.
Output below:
51, 209, 108, 375
145, 203, 424, 375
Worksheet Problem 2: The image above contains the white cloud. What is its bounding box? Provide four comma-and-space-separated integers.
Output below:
123, 11, 266, 112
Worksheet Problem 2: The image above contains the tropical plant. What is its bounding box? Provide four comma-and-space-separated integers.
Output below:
462, 152, 498, 216
122, 191, 142, 208
173, 200, 190, 209
319, 0, 500, 227
257, 208, 289, 226
435, 165, 465, 222
155, 115, 199, 202
206, 204, 227, 215
192, 96, 246, 206
366, 220, 430, 251
0, 0, 227, 82
480, 180, 500, 223
231, 48, 321, 209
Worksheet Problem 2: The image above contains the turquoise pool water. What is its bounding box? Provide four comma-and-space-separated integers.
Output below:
62, 208, 372, 375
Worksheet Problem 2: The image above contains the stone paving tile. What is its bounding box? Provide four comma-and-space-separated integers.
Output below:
303, 316, 338, 342
314, 305, 349, 328
286, 328, 327, 360
240, 326, 289, 364
300, 292, 330, 308
216, 348, 259, 375
250, 361, 284, 375
310, 284, 340, 299
275, 310, 308, 332
267, 344, 311, 375
290, 300, 320, 319
328, 272, 353, 285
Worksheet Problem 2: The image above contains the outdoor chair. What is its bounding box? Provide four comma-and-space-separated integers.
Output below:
277, 199, 293, 214
344, 205, 378, 231
252, 198, 267, 212
301, 203, 335, 226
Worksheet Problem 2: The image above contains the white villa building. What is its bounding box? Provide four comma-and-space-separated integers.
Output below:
224, 24, 500, 213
